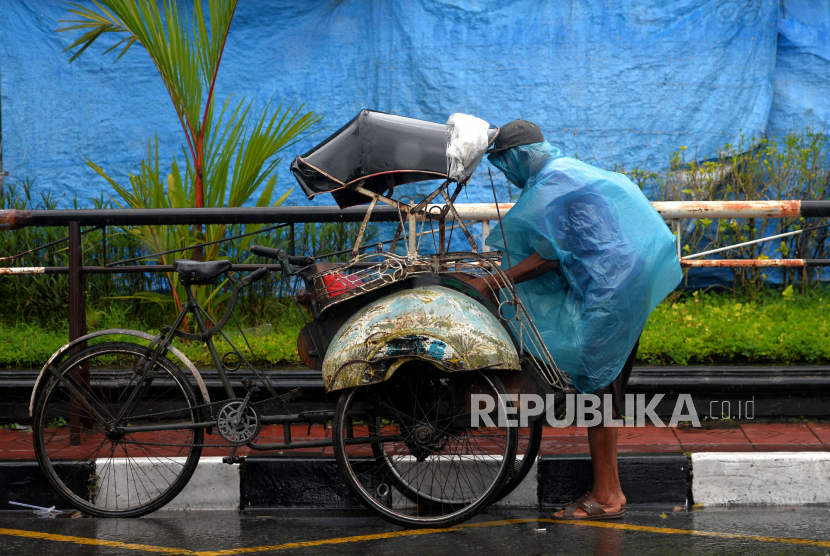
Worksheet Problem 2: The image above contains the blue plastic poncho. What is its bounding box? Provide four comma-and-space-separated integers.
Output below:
486, 142, 682, 393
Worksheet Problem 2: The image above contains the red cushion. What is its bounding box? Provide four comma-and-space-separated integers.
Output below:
322, 272, 363, 297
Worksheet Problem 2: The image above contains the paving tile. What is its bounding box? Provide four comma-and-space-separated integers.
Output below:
4, 423, 830, 461
538, 440, 589, 455
617, 444, 684, 454
674, 426, 754, 452
677, 443, 757, 452
808, 423, 830, 445
0, 431, 35, 460
618, 427, 681, 443
540, 425, 589, 437
538, 425, 684, 455
618, 427, 683, 453
538, 426, 591, 454
740, 423, 824, 451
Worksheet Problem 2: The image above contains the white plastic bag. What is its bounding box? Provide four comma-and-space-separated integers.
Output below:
446, 113, 491, 184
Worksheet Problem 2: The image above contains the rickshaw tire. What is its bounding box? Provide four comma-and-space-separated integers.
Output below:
488, 418, 543, 505
332, 371, 518, 528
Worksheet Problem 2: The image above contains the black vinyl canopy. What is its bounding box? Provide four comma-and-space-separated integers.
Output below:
290, 110, 451, 208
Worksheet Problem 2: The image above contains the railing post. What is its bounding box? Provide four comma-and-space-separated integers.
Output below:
68, 221, 89, 446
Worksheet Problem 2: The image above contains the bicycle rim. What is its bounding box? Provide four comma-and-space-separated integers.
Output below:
33, 342, 204, 517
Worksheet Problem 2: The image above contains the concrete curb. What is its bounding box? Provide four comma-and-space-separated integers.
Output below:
163, 457, 239, 511
692, 452, 830, 506
3, 453, 829, 512
537, 454, 689, 508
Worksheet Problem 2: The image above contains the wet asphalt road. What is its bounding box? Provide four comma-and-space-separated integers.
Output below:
0, 507, 828, 555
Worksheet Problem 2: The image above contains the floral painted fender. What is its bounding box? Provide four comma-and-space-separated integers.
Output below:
322, 286, 520, 392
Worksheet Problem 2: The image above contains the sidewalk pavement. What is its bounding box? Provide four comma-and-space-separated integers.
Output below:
3, 422, 827, 460
1, 423, 828, 512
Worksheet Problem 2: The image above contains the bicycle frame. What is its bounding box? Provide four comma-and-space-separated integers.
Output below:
79, 276, 392, 452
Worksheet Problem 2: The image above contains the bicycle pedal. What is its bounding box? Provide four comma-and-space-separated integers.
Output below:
240, 378, 260, 393
222, 455, 245, 465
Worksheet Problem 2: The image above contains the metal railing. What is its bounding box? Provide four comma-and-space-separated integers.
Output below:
2, 200, 830, 348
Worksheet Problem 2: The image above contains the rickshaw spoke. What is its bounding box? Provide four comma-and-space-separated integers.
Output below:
333, 369, 517, 526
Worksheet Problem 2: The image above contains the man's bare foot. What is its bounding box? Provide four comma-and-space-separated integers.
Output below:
550, 492, 624, 518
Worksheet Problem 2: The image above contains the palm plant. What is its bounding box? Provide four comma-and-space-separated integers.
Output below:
58, 0, 321, 314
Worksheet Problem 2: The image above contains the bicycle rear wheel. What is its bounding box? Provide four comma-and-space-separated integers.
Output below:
33, 341, 204, 517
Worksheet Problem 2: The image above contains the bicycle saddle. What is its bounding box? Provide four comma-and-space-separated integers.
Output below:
173, 259, 232, 282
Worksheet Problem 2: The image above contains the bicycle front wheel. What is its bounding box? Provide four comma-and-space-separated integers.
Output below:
33, 341, 204, 517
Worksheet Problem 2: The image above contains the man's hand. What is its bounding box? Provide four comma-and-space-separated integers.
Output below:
467, 276, 499, 304
460, 253, 560, 304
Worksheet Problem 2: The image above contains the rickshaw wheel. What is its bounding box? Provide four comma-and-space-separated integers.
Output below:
332, 367, 518, 528
489, 419, 543, 505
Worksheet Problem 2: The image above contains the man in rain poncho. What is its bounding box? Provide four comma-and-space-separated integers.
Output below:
469, 120, 682, 520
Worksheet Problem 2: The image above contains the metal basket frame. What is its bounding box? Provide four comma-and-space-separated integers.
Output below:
308, 248, 569, 392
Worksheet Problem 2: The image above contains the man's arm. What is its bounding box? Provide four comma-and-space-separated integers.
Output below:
467, 252, 559, 300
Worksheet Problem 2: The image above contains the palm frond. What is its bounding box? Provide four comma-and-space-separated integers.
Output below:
63, 0, 322, 316
58, 1, 134, 62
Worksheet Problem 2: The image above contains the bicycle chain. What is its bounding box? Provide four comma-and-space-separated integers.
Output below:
120, 393, 292, 422
113, 397, 300, 449
118, 398, 241, 422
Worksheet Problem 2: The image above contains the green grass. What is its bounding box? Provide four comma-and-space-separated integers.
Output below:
0, 322, 69, 369
0, 320, 304, 369
0, 299, 305, 369
2, 287, 829, 369
638, 287, 830, 365
174, 326, 304, 368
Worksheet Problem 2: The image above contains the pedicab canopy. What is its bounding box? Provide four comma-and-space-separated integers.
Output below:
290, 110, 496, 208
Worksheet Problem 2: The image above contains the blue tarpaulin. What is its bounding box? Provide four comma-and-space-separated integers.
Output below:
1, 0, 825, 207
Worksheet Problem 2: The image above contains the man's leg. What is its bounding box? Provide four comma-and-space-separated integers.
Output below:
551, 396, 623, 518
550, 339, 638, 518
612, 419, 626, 507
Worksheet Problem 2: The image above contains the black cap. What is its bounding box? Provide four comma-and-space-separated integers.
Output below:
487, 119, 544, 153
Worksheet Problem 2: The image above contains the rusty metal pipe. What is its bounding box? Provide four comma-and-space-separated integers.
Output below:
0, 206, 402, 230
0, 267, 48, 275
652, 200, 803, 220
3, 201, 830, 230
0, 209, 32, 230
439, 201, 830, 221
681, 259, 810, 268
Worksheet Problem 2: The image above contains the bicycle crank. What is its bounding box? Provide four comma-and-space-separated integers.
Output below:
216, 400, 260, 444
